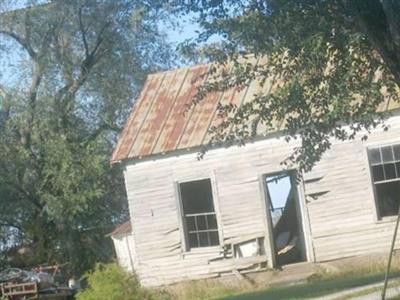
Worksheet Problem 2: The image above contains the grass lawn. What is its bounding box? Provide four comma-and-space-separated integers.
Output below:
166, 255, 400, 300
220, 272, 400, 300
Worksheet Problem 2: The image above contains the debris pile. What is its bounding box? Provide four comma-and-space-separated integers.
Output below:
0, 265, 76, 299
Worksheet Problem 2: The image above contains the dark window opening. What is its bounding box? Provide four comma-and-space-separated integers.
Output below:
368, 144, 400, 218
179, 179, 219, 249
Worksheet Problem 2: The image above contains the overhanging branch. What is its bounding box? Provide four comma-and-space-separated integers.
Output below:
0, 30, 37, 59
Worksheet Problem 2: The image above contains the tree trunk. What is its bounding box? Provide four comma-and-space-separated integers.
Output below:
347, 0, 400, 84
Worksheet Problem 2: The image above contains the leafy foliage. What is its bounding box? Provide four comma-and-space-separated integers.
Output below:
174, 0, 400, 171
0, 0, 172, 273
76, 263, 171, 300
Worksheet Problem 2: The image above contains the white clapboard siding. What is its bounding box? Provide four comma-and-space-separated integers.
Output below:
111, 234, 136, 273
304, 112, 400, 262
122, 112, 400, 286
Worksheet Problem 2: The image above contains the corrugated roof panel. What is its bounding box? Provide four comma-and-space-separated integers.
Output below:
202, 84, 250, 145
154, 65, 209, 153
249, 76, 283, 136
111, 74, 165, 162
239, 78, 266, 135
178, 64, 232, 149
128, 70, 185, 158
202, 57, 260, 144
177, 88, 222, 150
112, 60, 400, 163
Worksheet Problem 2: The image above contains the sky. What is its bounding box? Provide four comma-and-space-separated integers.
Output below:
0, 2, 203, 89
267, 175, 292, 209
164, 15, 201, 47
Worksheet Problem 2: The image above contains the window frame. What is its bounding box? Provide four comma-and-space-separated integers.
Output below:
367, 143, 400, 220
174, 176, 222, 252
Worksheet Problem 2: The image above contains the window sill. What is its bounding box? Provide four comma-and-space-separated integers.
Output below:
375, 215, 398, 224
182, 245, 223, 257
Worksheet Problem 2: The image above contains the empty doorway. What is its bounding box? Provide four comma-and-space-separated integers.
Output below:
264, 171, 307, 266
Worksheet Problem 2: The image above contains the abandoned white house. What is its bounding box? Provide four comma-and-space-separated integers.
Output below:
110, 63, 400, 286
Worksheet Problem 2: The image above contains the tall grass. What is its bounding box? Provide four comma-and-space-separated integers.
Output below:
165, 278, 253, 300
166, 253, 400, 300
76, 254, 400, 300
311, 252, 400, 281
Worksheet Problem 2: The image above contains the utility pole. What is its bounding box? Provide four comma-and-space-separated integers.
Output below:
382, 205, 400, 300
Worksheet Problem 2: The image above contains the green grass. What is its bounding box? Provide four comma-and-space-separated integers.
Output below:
166, 255, 400, 300
220, 272, 400, 300
166, 279, 251, 300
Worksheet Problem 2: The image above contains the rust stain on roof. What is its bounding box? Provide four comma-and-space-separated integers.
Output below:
111, 61, 400, 164
112, 74, 166, 161
130, 69, 188, 157
154, 65, 208, 153
109, 221, 132, 237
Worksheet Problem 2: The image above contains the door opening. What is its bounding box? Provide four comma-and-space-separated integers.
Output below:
264, 171, 307, 265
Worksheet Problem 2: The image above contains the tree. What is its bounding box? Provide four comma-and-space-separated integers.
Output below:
174, 0, 400, 171
0, 0, 172, 273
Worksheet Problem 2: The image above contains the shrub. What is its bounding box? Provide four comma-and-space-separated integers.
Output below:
76, 263, 171, 300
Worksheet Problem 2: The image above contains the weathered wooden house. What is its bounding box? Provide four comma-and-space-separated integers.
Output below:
110, 63, 400, 286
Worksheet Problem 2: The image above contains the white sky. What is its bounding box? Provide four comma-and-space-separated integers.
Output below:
267, 175, 292, 209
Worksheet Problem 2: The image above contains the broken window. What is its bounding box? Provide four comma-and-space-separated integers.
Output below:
368, 144, 400, 218
179, 179, 220, 249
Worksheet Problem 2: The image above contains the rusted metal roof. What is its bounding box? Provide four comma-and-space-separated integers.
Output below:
111, 60, 272, 163
109, 221, 132, 237
111, 62, 400, 163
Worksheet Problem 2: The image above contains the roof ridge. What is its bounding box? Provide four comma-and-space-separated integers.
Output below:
147, 53, 257, 77
148, 62, 209, 77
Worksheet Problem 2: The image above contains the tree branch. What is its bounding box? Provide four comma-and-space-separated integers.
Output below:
2, 179, 43, 211
78, 5, 90, 58
53, 17, 111, 133
56, 22, 111, 119
84, 122, 121, 145
82, 20, 110, 72
90, 22, 109, 57
22, 62, 43, 148
344, 0, 400, 84
0, 30, 36, 59
0, 85, 11, 125
381, 0, 400, 49
54, 35, 74, 84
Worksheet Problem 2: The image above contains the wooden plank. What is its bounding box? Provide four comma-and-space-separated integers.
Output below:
2, 282, 38, 297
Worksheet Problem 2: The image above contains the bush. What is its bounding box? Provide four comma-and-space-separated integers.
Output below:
76, 263, 171, 300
